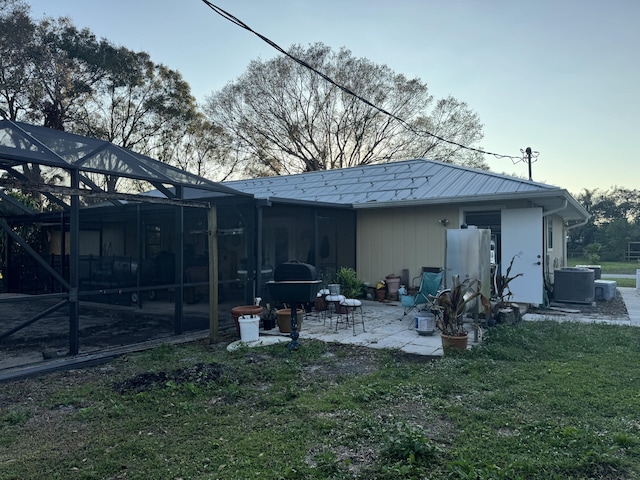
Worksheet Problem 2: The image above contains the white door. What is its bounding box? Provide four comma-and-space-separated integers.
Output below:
501, 208, 543, 305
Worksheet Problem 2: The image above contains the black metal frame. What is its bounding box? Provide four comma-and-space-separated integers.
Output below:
0, 120, 248, 354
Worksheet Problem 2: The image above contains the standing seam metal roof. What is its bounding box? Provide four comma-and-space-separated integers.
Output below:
223, 159, 563, 205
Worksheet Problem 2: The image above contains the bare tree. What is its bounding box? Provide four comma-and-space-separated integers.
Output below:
412, 96, 486, 168
205, 42, 486, 178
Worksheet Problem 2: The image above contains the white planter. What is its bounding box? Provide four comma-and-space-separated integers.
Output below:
238, 315, 260, 342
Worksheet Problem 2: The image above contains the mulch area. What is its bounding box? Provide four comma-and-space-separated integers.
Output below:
530, 289, 628, 318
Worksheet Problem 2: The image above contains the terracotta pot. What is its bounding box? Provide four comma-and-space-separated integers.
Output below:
375, 288, 386, 302
440, 333, 468, 352
335, 303, 349, 314
385, 274, 401, 299
276, 308, 304, 333
231, 305, 264, 337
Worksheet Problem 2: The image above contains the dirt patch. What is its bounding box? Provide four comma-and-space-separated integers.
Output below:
112, 362, 229, 394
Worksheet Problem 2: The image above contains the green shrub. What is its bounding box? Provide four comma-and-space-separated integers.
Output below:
583, 243, 602, 263
335, 266, 365, 298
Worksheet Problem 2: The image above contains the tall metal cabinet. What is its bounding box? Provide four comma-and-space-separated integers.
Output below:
445, 228, 492, 310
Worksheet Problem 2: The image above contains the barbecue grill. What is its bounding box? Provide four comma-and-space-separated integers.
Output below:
266, 262, 321, 349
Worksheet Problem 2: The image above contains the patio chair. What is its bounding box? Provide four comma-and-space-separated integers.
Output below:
400, 270, 443, 320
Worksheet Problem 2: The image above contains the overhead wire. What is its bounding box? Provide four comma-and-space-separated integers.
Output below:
200, 0, 529, 165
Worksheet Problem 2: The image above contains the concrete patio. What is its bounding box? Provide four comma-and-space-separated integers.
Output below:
229, 286, 640, 356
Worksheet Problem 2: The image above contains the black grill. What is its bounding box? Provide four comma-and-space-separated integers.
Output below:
267, 262, 321, 303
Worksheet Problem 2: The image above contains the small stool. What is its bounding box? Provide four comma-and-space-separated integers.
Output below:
325, 294, 346, 327
339, 298, 364, 335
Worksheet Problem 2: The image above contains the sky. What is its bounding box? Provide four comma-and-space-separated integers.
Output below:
26, 0, 640, 195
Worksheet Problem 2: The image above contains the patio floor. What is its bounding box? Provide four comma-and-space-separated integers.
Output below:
229, 287, 640, 355
235, 300, 479, 357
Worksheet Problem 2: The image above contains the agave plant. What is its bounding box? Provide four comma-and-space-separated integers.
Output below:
432, 275, 490, 336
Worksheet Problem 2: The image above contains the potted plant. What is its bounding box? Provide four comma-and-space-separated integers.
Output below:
375, 280, 387, 302
262, 303, 277, 330
335, 267, 365, 299
432, 275, 490, 351
491, 255, 523, 325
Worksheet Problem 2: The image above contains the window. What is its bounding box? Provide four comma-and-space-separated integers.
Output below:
546, 217, 553, 250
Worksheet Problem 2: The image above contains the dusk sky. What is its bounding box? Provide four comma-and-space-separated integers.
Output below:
27, 0, 640, 195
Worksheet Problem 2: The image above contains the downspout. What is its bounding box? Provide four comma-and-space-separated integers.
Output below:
564, 217, 591, 264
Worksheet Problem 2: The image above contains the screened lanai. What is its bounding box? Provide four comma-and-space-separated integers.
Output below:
0, 119, 251, 358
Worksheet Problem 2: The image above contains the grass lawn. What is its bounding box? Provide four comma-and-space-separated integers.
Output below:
2, 321, 640, 479
569, 258, 638, 287
569, 258, 639, 275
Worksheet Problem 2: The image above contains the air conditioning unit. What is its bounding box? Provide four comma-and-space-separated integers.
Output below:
575, 264, 602, 280
553, 268, 595, 304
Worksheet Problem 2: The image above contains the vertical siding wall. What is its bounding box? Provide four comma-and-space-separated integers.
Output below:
356, 206, 457, 286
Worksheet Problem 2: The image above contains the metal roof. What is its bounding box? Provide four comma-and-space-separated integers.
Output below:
223, 159, 590, 221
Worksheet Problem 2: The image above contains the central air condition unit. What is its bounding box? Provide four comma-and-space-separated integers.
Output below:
553, 268, 595, 304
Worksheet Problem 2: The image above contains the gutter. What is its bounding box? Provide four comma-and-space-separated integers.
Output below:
566, 217, 590, 231
542, 198, 567, 216
352, 189, 566, 210
258, 196, 353, 209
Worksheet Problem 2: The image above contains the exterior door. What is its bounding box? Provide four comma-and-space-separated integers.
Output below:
501, 208, 543, 305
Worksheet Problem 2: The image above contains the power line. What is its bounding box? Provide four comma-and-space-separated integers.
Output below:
200, 0, 529, 165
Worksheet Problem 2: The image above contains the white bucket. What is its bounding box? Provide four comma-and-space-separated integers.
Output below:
415, 312, 436, 333
238, 315, 260, 342
328, 284, 341, 296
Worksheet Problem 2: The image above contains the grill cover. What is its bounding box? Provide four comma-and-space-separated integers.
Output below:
273, 262, 318, 282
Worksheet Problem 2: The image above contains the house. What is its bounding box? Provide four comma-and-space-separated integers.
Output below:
219, 159, 590, 306
0, 120, 590, 356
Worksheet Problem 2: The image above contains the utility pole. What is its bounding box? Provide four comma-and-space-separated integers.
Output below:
520, 147, 539, 181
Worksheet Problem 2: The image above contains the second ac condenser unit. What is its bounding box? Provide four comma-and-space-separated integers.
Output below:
553, 268, 595, 304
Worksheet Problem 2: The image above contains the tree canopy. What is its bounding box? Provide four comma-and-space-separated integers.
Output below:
569, 187, 640, 261
205, 42, 486, 178
0, 0, 211, 196
3, 4, 488, 187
